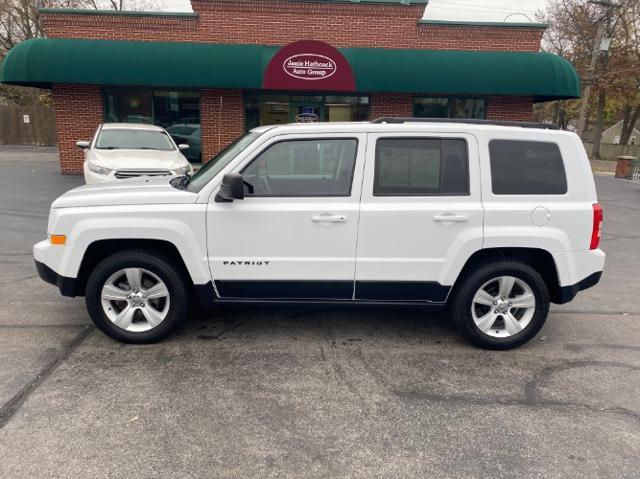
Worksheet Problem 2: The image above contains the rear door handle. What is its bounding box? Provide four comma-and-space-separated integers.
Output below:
433, 213, 469, 223
312, 214, 347, 223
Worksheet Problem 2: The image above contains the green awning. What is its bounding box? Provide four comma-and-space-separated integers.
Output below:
0, 38, 580, 102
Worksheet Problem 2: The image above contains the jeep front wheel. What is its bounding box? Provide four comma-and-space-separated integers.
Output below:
85, 250, 189, 343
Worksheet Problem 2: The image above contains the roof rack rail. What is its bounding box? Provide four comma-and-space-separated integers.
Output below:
371, 117, 560, 130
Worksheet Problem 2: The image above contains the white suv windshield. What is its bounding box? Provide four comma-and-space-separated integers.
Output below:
96, 129, 175, 151
187, 132, 262, 192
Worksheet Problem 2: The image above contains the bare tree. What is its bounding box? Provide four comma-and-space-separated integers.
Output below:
535, 1, 600, 131
0, 0, 166, 105
90, 0, 165, 11
0, 0, 93, 104
539, 0, 640, 152
615, 0, 640, 144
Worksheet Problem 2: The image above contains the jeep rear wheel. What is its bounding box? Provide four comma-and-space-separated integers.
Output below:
85, 250, 189, 343
451, 260, 550, 350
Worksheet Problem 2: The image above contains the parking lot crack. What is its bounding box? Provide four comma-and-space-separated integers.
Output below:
197, 319, 248, 340
0, 325, 94, 430
393, 390, 640, 424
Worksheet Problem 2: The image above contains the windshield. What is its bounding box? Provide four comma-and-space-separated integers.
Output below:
187, 132, 262, 192
96, 129, 175, 151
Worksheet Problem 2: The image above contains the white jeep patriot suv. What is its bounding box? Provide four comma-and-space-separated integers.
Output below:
34, 119, 605, 349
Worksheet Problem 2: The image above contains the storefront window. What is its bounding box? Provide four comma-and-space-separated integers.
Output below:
104, 89, 153, 124
245, 93, 369, 130
152, 90, 200, 127
449, 98, 486, 119
103, 88, 202, 163
414, 96, 486, 120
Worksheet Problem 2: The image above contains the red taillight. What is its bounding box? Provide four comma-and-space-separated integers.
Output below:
590, 203, 603, 250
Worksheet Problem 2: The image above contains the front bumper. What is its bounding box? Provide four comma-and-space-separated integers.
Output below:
34, 239, 80, 297
35, 260, 79, 297
83, 162, 191, 184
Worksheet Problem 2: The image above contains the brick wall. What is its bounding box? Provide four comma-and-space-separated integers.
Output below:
51, 84, 103, 174
40, 13, 198, 41
416, 25, 543, 52
369, 93, 414, 120
200, 89, 246, 160
615, 157, 634, 179
486, 96, 533, 121
41, 0, 544, 52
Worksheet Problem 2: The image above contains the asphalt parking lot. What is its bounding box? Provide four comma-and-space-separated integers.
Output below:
0, 146, 638, 478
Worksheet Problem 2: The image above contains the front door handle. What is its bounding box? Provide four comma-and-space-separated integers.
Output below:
312, 214, 347, 223
433, 213, 469, 223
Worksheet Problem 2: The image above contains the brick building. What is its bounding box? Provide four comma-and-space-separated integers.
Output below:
0, 0, 580, 174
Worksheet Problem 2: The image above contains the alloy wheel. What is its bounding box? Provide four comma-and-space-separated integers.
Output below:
471, 276, 536, 338
100, 268, 171, 333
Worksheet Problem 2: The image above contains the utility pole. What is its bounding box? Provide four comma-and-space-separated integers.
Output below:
575, 0, 615, 138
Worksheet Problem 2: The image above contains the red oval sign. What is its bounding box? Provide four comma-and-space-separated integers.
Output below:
263, 40, 356, 92
283, 54, 337, 81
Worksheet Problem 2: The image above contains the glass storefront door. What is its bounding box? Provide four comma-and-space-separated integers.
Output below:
290, 102, 325, 123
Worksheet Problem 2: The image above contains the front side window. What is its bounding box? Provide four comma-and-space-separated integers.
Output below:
489, 140, 568, 195
374, 138, 469, 196
242, 138, 358, 197
95, 129, 175, 151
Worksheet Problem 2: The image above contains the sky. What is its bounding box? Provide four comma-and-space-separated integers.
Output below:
158, 0, 550, 22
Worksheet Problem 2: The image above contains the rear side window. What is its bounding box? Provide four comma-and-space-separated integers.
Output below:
374, 138, 469, 196
489, 140, 568, 195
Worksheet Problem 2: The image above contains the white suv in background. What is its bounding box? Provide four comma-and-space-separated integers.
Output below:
77, 123, 193, 184
35, 119, 605, 350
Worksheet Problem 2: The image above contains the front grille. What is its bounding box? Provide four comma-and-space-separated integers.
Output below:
114, 169, 172, 179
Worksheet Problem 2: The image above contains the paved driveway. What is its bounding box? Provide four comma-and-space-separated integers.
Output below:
0, 147, 638, 478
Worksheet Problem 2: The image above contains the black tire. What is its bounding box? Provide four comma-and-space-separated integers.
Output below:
450, 260, 550, 350
85, 250, 189, 344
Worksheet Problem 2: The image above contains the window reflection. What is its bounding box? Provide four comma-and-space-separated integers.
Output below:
245, 93, 370, 130
414, 96, 486, 119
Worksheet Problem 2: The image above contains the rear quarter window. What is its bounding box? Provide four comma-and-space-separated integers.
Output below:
489, 140, 568, 195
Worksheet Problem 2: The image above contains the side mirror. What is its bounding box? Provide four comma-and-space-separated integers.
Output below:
178, 144, 190, 151
76, 141, 90, 150
215, 173, 245, 203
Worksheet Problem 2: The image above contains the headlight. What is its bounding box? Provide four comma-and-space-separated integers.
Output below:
173, 165, 192, 176
88, 162, 113, 176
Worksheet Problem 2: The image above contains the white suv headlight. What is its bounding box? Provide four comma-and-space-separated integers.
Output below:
173, 165, 192, 176
88, 162, 113, 176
